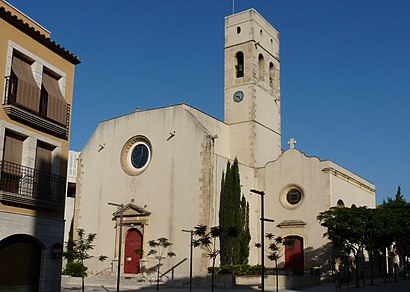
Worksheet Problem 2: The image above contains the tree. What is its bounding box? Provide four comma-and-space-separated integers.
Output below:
382, 186, 410, 280
384, 186, 406, 206
255, 234, 294, 292
239, 194, 251, 264
193, 224, 220, 292
63, 228, 106, 292
135, 237, 176, 291
219, 158, 250, 265
317, 207, 370, 288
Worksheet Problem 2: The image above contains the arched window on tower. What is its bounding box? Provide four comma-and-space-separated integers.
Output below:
337, 199, 345, 208
258, 54, 264, 81
235, 52, 244, 78
269, 62, 274, 88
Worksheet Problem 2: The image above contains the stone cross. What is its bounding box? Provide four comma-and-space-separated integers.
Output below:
288, 138, 297, 149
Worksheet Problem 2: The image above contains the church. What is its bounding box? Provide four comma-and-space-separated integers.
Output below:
73, 9, 375, 279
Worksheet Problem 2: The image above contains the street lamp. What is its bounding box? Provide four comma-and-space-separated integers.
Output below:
108, 202, 124, 292
182, 229, 194, 292
250, 189, 274, 292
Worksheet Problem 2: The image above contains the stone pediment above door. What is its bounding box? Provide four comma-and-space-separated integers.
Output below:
277, 220, 306, 227
112, 202, 151, 224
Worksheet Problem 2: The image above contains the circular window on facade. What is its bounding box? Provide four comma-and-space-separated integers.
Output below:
120, 136, 152, 176
286, 188, 302, 205
279, 185, 304, 209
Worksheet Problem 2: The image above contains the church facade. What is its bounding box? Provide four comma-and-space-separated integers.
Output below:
73, 9, 375, 278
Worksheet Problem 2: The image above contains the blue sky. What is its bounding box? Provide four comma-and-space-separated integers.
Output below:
7, 0, 410, 204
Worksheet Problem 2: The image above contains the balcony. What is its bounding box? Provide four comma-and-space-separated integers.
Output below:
3, 76, 70, 139
0, 161, 66, 209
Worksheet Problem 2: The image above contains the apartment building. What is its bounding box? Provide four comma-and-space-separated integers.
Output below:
0, 1, 80, 291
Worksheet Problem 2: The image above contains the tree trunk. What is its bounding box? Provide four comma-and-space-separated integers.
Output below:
383, 248, 388, 283
362, 248, 366, 287
81, 259, 85, 292
355, 253, 360, 288
275, 260, 279, 292
404, 244, 408, 280
211, 257, 216, 292
370, 248, 374, 285
157, 258, 161, 291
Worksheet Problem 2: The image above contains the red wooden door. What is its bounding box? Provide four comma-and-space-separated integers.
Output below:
284, 236, 304, 275
124, 229, 142, 274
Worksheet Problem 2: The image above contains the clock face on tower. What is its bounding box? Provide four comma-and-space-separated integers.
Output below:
233, 91, 244, 102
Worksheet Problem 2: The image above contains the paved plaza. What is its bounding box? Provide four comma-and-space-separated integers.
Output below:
62, 278, 410, 292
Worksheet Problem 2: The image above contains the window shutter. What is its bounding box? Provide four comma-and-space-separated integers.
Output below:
3, 133, 23, 165
11, 56, 40, 113
42, 72, 67, 125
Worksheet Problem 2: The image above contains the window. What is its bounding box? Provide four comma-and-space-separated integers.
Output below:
39, 85, 48, 119
130, 144, 150, 169
41, 71, 67, 125
1, 131, 25, 194
3, 131, 24, 165
269, 62, 274, 88
235, 52, 244, 78
287, 188, 302, 205
4, 47, 70, 138
337, 199, 345, 208
280, 185, 304, 209
258, 54, 264, 81
7, 71, 18, 103
35, 141, 54, 174
34, 141, 55, 198
120, 136, 152, 176
67, 182, 76, 198
9, 55, 40, 113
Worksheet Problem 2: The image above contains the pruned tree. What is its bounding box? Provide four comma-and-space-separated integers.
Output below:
63, 228, 106, 292
135, 237, 176, 291
256, 234, 294, 292
193, 224, 220, 292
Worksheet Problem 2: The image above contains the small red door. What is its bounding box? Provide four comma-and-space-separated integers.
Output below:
284, 236, 304, 275
124, 229, 142, 274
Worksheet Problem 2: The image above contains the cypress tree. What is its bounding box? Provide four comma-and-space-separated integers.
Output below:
219, 158, 250, 265
239, 195, 251, 264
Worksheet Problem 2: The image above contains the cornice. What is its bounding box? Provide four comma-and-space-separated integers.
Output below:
0, 6, 80, 65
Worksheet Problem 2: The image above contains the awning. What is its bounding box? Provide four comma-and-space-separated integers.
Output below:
42, 72, 67, 125
11, 56, 40, 113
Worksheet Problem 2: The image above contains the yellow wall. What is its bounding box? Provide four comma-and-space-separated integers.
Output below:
0, 5, 78, 219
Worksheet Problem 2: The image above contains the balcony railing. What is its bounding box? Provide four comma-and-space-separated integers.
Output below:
3, 76, 70, 139
0, 160, 66, 209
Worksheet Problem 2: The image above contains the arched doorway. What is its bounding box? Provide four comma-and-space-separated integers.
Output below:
0, 234, 43, 292
284, 236, 304, 275
124, 229, 143, 274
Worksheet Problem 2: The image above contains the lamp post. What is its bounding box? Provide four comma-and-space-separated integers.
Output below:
182, 229, 194, 292
108, 202, 124, 292
250, 189, 274, 292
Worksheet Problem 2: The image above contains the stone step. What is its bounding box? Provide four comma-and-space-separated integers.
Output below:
88, 274, 161, 286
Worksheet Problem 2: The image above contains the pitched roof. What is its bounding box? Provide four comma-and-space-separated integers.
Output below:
0, 4, 80, 65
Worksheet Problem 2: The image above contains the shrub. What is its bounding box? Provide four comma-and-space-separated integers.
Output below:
62, 261, 87, 277
209, 264, 262, 275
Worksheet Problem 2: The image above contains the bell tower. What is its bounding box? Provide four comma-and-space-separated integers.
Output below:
224, 9, 281, 167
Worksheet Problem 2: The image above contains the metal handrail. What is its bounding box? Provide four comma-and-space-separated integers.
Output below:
0, 160, 66, 204
160, 258, 188, 280
4, 76, 70, 128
